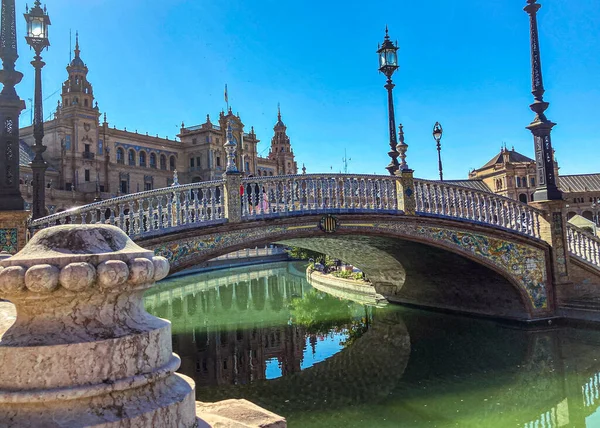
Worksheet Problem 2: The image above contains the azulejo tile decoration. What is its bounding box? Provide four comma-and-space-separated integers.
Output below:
151, 219, 548, 310
0, 228, 18, 253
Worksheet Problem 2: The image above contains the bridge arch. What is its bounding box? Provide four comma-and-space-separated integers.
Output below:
141, 214, 553, 320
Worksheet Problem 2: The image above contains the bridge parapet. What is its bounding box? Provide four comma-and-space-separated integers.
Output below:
414, 179, 546, 240
567, 224, 600, 268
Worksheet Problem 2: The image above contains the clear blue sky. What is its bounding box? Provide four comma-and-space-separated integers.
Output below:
13, 0, 600, 179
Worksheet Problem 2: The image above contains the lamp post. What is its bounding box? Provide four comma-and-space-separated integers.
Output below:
524, 0, 561, 201
433, 122, 443, 181
24, 1, 50, 220
0, 0, 26, 210
377, 26, 400, 175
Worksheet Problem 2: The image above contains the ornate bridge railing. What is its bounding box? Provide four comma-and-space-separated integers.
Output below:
414, 179, 544, 240
240, 174, 400, 218
567, 224, 600, 268
30, 174, 549, 243
29, 180, 225, 237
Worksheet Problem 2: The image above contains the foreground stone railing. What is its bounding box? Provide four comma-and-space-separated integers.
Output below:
567, 224, 600, 268
414, 179, 544, 240
0, 225, 286, 427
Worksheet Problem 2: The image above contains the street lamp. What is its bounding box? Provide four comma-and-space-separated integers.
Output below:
523, 0, 561, 201
433, 122, 443, 181
377, 26, 400, 175
23, 1, 50, 220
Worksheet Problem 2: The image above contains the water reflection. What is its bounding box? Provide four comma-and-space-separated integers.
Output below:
145, 262, 600, 428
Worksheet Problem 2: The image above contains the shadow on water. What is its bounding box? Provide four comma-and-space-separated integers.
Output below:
145, 262, 600, 428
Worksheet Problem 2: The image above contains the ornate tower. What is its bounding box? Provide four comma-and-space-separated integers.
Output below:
61, 32, 95, 110
0, 0, 26, 210
268, 105, 297, 175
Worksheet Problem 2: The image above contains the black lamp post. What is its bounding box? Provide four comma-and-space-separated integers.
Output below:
433, 122, 443, 181
377, 26, 400, 175
524, 0, 561, 201
24, 1, 50, 220
0, 0, 26, 211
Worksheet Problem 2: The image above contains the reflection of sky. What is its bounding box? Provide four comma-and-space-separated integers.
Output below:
264, 331, 349, 380
301, 332, 349, 370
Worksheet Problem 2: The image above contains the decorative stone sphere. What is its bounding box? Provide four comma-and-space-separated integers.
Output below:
97, 260, 129, 289
60, 262, 96, 291
152, 256, 170, 281
128, 258, 155, 285
25, 264, 60, 293
0, 265, 26, 293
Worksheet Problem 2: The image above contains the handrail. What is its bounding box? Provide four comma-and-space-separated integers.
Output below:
414, 178, 545, 240
567, 223, 600, 267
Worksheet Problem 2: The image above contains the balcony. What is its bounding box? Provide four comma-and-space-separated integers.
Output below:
82, 151, 95, 160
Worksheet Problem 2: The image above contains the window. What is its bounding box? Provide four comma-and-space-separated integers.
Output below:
65, 183, 72, 191
196, 157, 201, 168
516, 177, 521, 188
245, 161, 250, 171
169, 156, 176, 170
65, 135, 72, 150
120, 180, 128, 194
519, 193, 528, 203
84, 169, 90, 182
190, 157, 195, 168
192, 138, 197, 145
160, 155, 166, 170
530, 177, 535, 187
216, 156, 221, 167
139, 151, 146, 167
521, 176, 526, 187
116, 148, 124, 164
149, 153, 156, 168
128, 150, 136, 166
144, 182, 152, 191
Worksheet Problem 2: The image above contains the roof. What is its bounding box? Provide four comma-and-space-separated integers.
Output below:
559, 173, 600, 193
479, 149, 535, 170
442, 179, 492, 192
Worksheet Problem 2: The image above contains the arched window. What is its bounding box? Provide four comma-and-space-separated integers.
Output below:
149, 153, 157, 168
128, 150, 136, 166
116, 148, 124, 164
169, 156, 176, 171
516, 177, 521, 188
160, 155, 167, 170
269, 171, 273, 176
521, 177, 526, 187
139, 151, 146, 167
519, 193, 528, 203
583, 211, 594, 221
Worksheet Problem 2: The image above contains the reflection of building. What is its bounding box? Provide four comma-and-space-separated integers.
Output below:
18, 38, 298, 214
468, 146, 600, 226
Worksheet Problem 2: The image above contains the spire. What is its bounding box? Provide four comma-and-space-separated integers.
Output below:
274, 103, 285, 128
74, 31, 80, 58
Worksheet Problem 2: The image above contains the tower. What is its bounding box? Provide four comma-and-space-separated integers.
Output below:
61, 32, 96, 111
268, 105, 297, 175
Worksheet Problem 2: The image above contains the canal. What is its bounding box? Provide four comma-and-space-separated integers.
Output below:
145, 261, 600, 427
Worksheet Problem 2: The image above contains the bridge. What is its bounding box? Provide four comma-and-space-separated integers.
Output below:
30, 171, 600, 321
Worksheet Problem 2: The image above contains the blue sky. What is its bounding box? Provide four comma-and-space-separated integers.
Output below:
14, 0, 600, 179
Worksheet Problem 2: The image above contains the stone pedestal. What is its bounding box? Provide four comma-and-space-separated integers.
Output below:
395, 169, 416, 215
530, 200, 570, 282
0, 225, 196, 427
0, 211, 30, 254
223, 172, 242, 223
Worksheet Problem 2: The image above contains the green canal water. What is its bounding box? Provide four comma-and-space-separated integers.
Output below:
145, 262, 600, 428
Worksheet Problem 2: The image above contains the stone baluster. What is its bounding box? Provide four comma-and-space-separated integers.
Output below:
0, 225, 197, 426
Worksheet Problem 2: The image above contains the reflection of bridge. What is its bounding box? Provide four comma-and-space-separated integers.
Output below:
33, 173, 600, 321
147, 265, 600, 426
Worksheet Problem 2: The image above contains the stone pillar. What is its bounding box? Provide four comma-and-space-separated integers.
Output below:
0, 224, 197, 427
223, 172, 242, 223
0, 211, 30, 254
530, 200, 570, 284
395, 169, 416, 215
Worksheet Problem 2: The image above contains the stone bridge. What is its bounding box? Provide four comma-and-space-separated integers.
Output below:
31, 172, 600, 321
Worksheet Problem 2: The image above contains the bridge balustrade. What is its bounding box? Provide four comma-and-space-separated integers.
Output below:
414, 179, 543, 240
29, 180, 225, 237
241, 174, 399, 218
567, 224, 600, 268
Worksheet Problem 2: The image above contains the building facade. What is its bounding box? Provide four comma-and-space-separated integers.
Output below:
18, 39, 298, 214
468, 146, 600, 226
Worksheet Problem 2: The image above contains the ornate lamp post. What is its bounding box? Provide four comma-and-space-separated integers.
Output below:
433, 122, 443, 181
0, 0, 26, 210
24, 1, 50, 220
377, 26, 400, 175
524, 0, 561, 201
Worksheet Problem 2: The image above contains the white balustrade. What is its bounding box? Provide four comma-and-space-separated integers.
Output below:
567, 224, 600, 268
414, 179, 544, 240
29, 180, 225, 237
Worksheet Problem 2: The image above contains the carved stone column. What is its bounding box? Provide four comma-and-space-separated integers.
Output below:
395, 170, 416, 216
223, 172, 242, 224
0, 224, 197, 426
